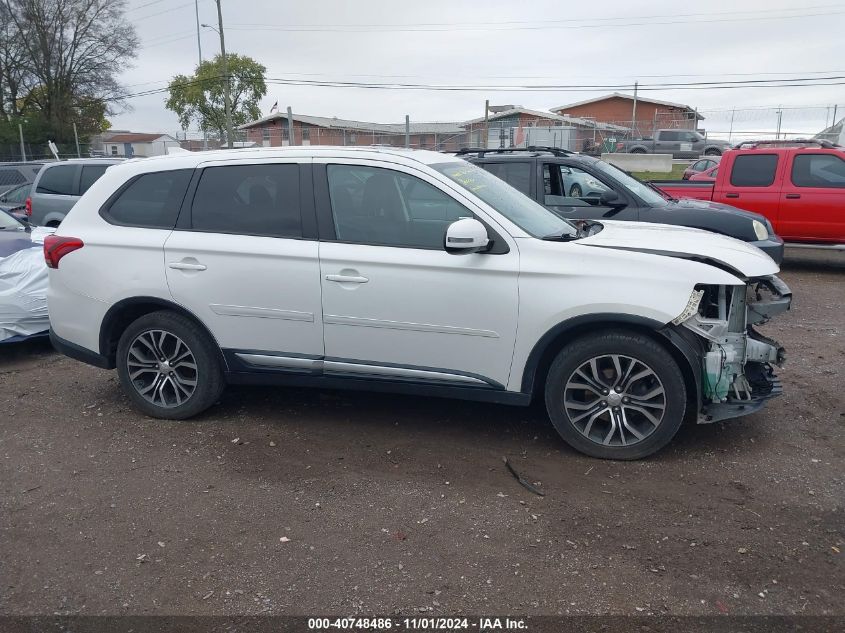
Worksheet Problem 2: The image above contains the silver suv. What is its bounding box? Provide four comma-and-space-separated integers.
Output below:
28, 158, 121, 226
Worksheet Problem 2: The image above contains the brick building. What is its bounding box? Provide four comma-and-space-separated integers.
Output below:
239, 113, 466, 151
550, 93, 702, 137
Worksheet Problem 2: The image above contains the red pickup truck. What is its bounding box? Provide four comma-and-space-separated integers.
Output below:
653, 140, 845, 247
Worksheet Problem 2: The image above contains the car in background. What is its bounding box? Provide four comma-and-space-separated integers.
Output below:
683, 156, 721, 180
0, 183, 32, 220
689, 164, 720, 182
652, 139, 845, 247
560, 164, 610, 198
0, 161, 46, 197
616, 130, 731, 158
458, 147, 784, 264
28, 158, 122, 227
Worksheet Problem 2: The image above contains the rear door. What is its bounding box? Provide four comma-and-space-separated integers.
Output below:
654, 131, 680, 156
164, 159, 325, 366
780, 151, 845, 242
715, 152, 783, 229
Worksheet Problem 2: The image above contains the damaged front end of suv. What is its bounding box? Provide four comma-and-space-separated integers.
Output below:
672, 275, 792, 423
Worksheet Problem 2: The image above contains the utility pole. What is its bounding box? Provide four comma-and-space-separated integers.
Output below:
405, 115, 410, 148
775, 108, 783, 140
215, 0, 234, 148
195, 0, 208, 150
18, 123, 26, 161
631, 81, 638, 136
73, 122, 81, 157
483, 99, 489, 148
286, 106, 294, 145
728, 108, 735, 144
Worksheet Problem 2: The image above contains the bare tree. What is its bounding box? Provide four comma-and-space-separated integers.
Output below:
3, 0, 138, 137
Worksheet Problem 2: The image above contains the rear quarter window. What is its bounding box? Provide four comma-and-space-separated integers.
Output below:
102, 169, 193, 229
0, 169, 26, 188
36, 165, 77, 195
730, 154, 778, 187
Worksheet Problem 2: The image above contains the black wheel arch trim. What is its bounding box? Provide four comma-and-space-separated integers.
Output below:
520, 313, 703, 409
98, 296, 229, 371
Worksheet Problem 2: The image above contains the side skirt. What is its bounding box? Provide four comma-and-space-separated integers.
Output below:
222, 350, 530, 406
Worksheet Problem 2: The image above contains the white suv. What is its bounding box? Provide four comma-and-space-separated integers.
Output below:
45, 147, 791, 459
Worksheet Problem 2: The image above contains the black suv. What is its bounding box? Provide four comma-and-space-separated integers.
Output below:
458, 147, 784, 264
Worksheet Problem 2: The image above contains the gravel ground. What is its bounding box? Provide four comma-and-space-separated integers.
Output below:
0, 249, 842, 618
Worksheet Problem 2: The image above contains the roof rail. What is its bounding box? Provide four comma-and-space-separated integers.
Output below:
732, 138, 841, 150
455, 145, 575, 158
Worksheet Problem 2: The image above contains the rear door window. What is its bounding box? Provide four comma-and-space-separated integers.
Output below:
791, 153, 845, 188
730, 154, 778, 187
480, 162, 531, 195
80, 164, 110, 194
190, 164, 302, 238
36, 165, 77, 195
103, 169, 193, 228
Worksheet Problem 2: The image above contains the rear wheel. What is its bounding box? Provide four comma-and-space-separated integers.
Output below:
629, 148, 646, 154
45, 221, 60, 228
569, 184, 583, 197
704, 148, 722, 156
544, 331, 686, 460
116, 311, 224, 419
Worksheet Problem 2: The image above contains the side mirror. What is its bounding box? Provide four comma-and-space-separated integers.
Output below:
599, 190, 626, 208
445, 218, 490, 254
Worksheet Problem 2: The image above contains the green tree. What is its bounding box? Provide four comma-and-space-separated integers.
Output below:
166, 54, 267, 143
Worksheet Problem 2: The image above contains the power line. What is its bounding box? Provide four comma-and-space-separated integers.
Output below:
225, 8, 844, 32
227, 4, 842, 29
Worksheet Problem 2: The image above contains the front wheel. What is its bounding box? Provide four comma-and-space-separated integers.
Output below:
569, 184, 583, 197
116, 311, 225, 419
544, 331, 687, 460
704, 148, 722, 156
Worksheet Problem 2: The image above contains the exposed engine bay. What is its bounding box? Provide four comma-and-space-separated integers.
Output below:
675, 275, 792, 423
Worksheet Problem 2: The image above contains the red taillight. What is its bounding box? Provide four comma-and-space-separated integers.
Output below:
25, 196, 32, 216
44, 235, 84, 269
616, 143, 624, 151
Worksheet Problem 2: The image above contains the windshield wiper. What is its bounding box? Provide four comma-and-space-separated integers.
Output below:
542, 229, 582, 241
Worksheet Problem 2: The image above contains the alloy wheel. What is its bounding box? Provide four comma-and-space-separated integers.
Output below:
126, 329, 198, 408
563, 354, 667, 447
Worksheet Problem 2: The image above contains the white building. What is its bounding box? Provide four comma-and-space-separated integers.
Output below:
97, 132, 180, 158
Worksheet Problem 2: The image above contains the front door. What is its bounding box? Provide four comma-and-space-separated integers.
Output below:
543, 163, 639, 222
315, 160, 519, 389
164, 160, 324, 368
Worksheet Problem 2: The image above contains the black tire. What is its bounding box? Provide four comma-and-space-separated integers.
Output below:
46, 220, 61, 228
704, 148, 722, 156
544, 330, 686, 460
629, 148, 647, 154
116, 310, 225, 420
569, 184, 583, 197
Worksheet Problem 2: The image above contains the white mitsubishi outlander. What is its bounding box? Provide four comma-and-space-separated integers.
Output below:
44, 147, 791, 460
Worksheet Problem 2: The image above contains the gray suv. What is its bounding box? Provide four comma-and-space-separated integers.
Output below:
29, 159, 121, 226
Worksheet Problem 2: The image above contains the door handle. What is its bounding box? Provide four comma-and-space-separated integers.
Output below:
168, 261, 207, 271
785, 193, 801, 199
725, 193, 739, 198
325, 274, 369, 284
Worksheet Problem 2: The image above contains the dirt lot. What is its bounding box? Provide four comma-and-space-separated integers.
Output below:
1, 250, 842, 619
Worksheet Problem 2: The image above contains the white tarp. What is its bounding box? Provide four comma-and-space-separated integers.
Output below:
0, 230, 52, 342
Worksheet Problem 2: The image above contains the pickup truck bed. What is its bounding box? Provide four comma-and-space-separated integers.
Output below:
652, 142, 845, 246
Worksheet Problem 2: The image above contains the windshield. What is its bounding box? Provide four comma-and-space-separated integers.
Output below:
0, 210, 23, 230
432, 161, 577, 238
591, 160, 669, 206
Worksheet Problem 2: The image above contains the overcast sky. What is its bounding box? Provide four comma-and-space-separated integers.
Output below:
112, 0, 845, 139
